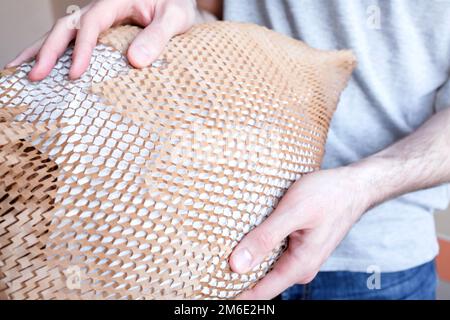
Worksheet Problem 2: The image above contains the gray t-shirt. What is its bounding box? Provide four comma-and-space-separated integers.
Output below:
223, 0, 450, 272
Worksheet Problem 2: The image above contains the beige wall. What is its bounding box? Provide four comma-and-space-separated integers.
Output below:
0, 0, 89, 67
51, 0, 90, 20
0, 0, 53, 67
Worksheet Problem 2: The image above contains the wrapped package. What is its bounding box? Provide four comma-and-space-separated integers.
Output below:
0, 22, 355, 299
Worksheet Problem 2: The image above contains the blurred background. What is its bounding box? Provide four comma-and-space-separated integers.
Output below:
0, 0, 89, 67
0, 0, 449, 299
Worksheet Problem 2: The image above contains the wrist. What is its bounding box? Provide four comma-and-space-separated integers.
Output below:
346, 155, 398, 211
324, 165, 374, 220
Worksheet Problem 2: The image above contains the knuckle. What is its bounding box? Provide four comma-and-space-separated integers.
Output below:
79, 14, 92, 27
89, 0, 103, 13
54, 17, 72, 32
166, 1, 185, 15
79, 10, 98, 29
166, 9, 184, 23
163, 3, 194, 30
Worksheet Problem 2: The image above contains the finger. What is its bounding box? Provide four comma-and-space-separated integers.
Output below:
127, 22, 170, 68
127, 3, 194, 68
236, 251, 299, 300
69, 3, 118, 79
236, 236, 317, 300
28, 20, 77, 81
5, 36, 46, 68
25, 3, 93, 81
229, 196, 301, 274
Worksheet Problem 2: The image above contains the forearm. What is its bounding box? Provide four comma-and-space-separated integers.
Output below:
349, 107, 450, 209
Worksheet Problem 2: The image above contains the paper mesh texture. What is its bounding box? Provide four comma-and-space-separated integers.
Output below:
0, 22, 355, 299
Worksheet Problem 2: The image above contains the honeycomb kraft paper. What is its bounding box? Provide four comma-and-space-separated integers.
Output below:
0, 21, 356, 300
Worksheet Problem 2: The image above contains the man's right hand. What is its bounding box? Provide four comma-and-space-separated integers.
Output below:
5, 0, 201, 81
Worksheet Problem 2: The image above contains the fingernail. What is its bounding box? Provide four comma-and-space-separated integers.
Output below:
231, 248, 253, 273
132, 45, 152, 66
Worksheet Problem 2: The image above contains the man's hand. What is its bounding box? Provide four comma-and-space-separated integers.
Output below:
5, 0, 209, 81
231, 107, 450, 300
230, 167, 370, 300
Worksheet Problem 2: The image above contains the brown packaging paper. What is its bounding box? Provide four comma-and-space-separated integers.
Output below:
0, 22, 356, 299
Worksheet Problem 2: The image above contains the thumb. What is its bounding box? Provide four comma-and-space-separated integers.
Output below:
127, 3, 194, 69
127, 22, 171, 68
229, 200, 299, 274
